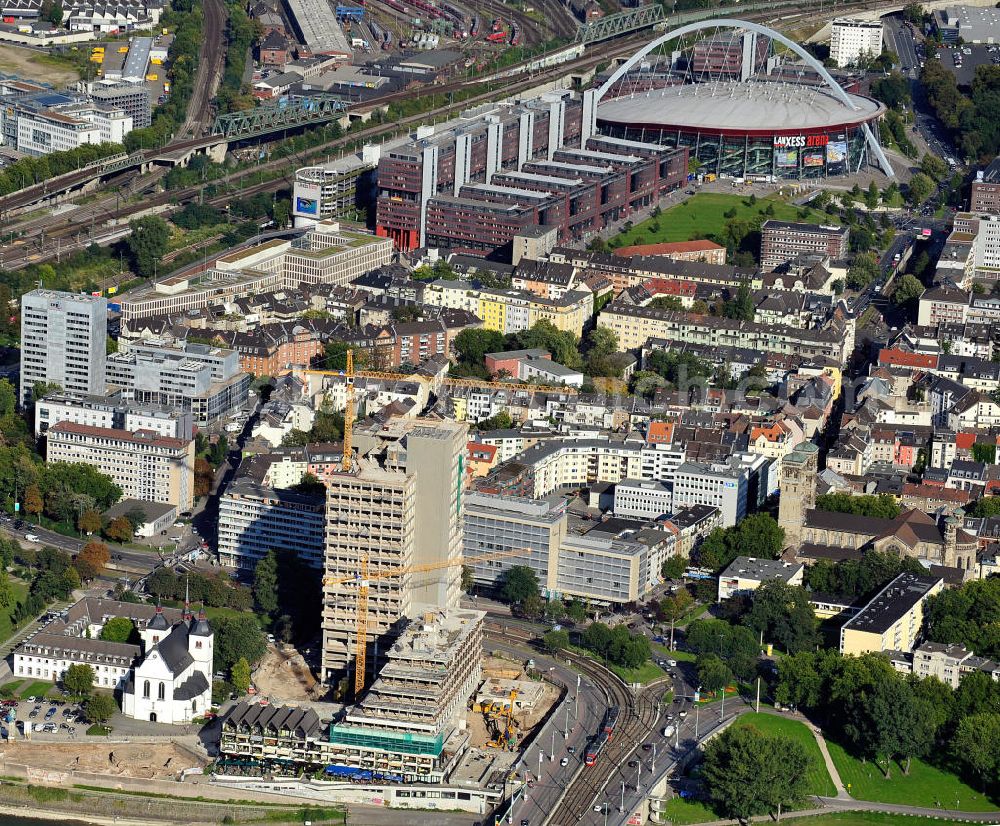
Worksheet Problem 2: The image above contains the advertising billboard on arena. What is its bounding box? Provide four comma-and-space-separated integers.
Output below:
803, 152, 825, 167
775, 149, 798, 167
826, 140, 848, 164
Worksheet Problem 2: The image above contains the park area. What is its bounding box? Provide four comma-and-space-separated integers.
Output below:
826, 740, 999, 812
611, 192, 828, 248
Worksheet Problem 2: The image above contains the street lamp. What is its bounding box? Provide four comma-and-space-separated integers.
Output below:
550, 729, 555, 760
620, 780, 625, 813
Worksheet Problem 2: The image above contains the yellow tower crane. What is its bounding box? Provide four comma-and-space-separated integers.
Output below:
341, 349, 355, 472
323, 547, 529, 697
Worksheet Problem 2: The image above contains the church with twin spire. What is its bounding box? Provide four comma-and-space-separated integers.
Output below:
122, 598, 214, 725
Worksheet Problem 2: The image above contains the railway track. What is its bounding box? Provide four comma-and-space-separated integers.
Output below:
0, 0, 903, 263
482, 620, 661, 826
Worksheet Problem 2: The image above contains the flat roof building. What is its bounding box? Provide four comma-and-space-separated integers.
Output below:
20, 289, 107, 408
717, 555, 804, 602
840, 572, 944, 656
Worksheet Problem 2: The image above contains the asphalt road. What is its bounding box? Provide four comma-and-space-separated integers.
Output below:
486, 639, 608, 826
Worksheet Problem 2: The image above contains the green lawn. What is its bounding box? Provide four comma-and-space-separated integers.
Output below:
660, 796, 718, 824
611, 193, 828, 247
732, 713, 836, 797
826, 740, 999, 812
609, 659, 665, 685
18, 680, 56, 699
0, 679, 23, 698
781, 815, 973, 826
652, 644, 696, 663
0, 578, 29, 641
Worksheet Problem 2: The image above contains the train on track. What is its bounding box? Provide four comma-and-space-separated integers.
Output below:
584, 705, 620, 766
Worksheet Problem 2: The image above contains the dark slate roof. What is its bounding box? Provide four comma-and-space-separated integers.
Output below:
156, 622, 193, 675
148, 606, 170, 631
803, 509, 894, 536
190, 609, 211, 637
174, 670, 209, 701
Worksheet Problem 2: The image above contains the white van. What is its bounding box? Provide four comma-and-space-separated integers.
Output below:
662, 724, 675, 738
24, 533, 39, 542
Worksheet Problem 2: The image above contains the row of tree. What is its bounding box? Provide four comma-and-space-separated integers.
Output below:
146, 568, 253, 612
774, 648, 1000, 785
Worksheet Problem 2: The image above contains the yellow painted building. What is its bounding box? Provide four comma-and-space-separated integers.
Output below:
839, 573, 943, 656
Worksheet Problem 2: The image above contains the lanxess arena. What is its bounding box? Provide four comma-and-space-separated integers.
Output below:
593, 20, 890, 181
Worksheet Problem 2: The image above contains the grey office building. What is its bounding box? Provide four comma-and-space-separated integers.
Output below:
19, 290, 107, 407
106, 341, 250, 425
89, 82, 152, 128
463, 492, 566, 595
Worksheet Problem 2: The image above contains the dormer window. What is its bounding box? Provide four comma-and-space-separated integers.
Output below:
195, 641, 202, 649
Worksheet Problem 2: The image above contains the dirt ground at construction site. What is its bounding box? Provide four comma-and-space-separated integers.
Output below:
253, 643, 324, 702
467, 659, 561, 749
0, 740, 206, 780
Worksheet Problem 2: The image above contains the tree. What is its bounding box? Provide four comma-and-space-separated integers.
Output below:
744, 580, 821, 654
512, 320, 582, 369
253, 549, 280, 617
893, 274, 925, 308
697, 653, 732, 692
543, 629, 569, 653
24, 484, 43, 523
461, 565, 475, 592
702, 726, 813, 821
85, 693, 117, 726
231, 656, 252, 695
104, 516, 133, 543
0, 570, 12, 611
99, 617, 136, 644
213, 615, 267, 674
847, 251, 881, 289
78, 509, 102, 536
736, 514, 785, 559
657, 589, 694, 650
924, 577, 1000, 658
951, 713, 1000, 789
815, 492, 901, 519
774, 651, 824, 710
76, 540, 110, 578
662, 554, 688, 580
565, 598, 587, 623
907, 172, 934, 206
920, 152, 949, 182
865, 180, 880, 210
194, 457, 214, 498
722, 285, 754, 322
453, 328, 507, 369
126, 216, 170, 278
965, 495, 1000, 517
501, 565, 539, 605
63, 663, 95, 698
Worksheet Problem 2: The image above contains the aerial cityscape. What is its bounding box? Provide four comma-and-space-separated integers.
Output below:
0, 0, 997, 824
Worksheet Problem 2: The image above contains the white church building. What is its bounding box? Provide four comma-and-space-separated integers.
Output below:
12, 597, 213, 726
122, 605, 213, 724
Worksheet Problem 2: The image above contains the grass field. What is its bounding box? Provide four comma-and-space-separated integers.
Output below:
611, 193, 828, 247
660, 796, 719, 824
0, 44, 79, 86
609, 660, 665, 685
0, 578, 29, 641
781, 815, 974, 826
732, 713, 836, 797
826, 740, 999, 812
18, 680, 55, 699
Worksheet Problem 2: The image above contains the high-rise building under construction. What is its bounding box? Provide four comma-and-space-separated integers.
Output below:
321, 417, 468, 686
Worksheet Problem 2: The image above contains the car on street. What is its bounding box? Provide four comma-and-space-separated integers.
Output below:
678, 710, 688, 718
44, 707, 57, 719
627, 760, 638, 768
642, 743, 653, 751
560, 757, 569, 767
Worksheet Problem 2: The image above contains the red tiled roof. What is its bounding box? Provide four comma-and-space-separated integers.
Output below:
646, 421, 674, 444
613, 240, 724, 257
955, 432, 977, 450
48, 422, 189, 450
878, 348, 938, 369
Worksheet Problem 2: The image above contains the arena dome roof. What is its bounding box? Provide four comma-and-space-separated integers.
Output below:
596, 81, 885, 134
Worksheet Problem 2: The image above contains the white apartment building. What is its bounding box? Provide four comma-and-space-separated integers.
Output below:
973, 215, 1000, 278
613, 478, 673, 520
830, 18, 884, 67
19, 290, 106, 408
34, 391, 193, 439
217, 477, 327, 571
46, 422, 195, 510
671, 460, 749, 527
